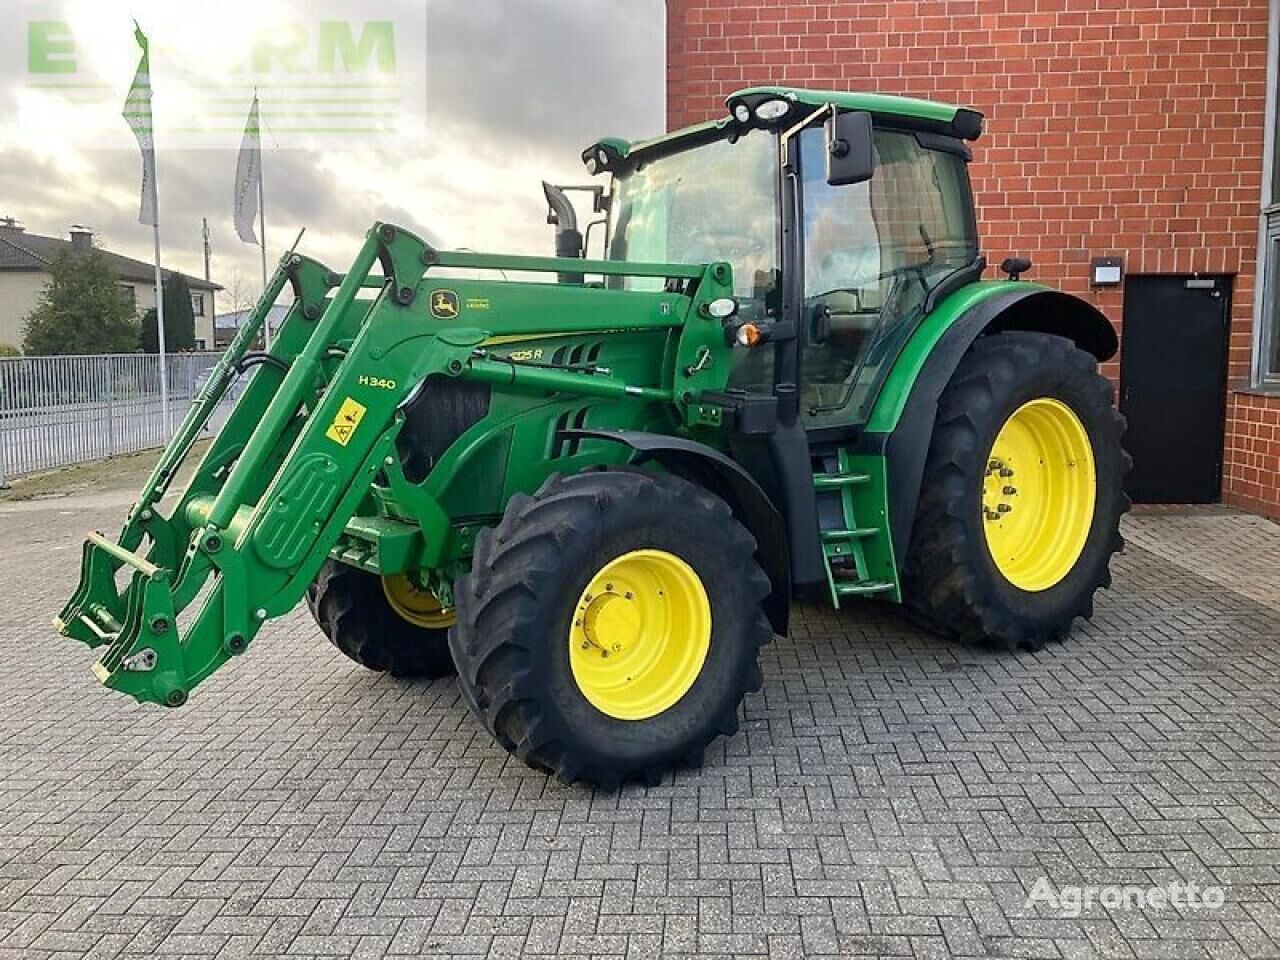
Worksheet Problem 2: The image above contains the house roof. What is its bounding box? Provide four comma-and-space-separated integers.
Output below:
216, 305, 289, 331
0, 228, 222, 291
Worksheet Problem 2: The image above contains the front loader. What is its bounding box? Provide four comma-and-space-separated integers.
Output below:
57, 87, 1127, 787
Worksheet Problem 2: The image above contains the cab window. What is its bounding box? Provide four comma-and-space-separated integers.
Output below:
800, 127, 979, 427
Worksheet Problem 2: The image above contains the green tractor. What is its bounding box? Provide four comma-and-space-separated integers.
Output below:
56, 87, 1127, 787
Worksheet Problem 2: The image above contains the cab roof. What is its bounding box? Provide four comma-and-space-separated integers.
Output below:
582, 86, 984, 175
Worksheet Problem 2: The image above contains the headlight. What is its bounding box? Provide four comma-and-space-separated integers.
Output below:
732, 103, 751, 124
706, 297, 738, 319
585, 157, 599, 175
754, 98, 791, 122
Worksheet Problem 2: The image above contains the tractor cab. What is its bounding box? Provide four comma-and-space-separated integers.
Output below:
581, 87, 986, 433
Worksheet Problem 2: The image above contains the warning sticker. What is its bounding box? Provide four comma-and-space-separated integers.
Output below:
325, 397, 367, 447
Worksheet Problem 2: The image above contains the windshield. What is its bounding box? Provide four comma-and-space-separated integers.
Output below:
607, 130, 779, 313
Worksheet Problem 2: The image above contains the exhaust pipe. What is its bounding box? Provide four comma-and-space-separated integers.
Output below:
542, 182, 584, 285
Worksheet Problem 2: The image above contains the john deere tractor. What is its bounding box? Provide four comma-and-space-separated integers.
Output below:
56, 88, 1127, 787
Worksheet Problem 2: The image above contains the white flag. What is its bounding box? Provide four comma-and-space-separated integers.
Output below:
122, 23, 158, 227
234, 96, 262, 244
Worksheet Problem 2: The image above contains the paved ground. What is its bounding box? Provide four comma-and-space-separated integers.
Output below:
0, 490, 1277, 959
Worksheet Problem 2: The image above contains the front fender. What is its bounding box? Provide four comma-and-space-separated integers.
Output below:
564, 429, 791, 636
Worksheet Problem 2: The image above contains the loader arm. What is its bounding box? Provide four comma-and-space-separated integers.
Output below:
56, 223, 735, 707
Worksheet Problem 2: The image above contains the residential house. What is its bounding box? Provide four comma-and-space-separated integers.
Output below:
0, 219, 222, 351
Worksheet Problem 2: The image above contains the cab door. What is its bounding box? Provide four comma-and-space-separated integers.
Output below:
797, 126, 980, 432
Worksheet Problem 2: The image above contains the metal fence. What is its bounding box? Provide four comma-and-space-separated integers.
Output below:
0, 353, 238, 486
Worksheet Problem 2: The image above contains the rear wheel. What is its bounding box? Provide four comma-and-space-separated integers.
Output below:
450, 470, 772, 788
902, 331, 1128, 650
306, 561, 456, 677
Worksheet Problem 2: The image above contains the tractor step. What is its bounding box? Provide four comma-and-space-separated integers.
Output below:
812, 472, 870, 490
820, 527, 879, 542
813, 454, 901, 609
833, 579, 896, 597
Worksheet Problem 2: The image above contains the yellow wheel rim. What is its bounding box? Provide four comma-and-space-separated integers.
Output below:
381, 575, 457, 629
981, 398, 1097, 592
568, 549, 712, 721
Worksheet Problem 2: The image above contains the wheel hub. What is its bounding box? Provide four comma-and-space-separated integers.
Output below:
381, 574, 457, 630
569, 550, 711, 721
981, 398, 1097, 592
982, 458, 1019, 521
579, 584, 640, 656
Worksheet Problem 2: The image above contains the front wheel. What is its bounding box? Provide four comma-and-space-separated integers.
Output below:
306, 561, 456, 677
902, 331, 1129, 650
449, 470, 772, 788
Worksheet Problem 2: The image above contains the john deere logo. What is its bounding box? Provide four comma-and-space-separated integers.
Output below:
430, 289, 460, 319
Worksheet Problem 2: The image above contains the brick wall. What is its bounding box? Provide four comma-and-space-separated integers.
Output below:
667, 0, 1279, 517
1225, 390, 1280, 514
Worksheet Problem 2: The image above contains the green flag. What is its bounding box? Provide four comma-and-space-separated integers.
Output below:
122, 22, 158, 226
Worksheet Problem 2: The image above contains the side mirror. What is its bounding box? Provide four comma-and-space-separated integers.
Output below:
824, 110, 875, 186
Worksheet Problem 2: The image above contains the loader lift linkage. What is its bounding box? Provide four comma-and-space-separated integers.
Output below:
57, 223, 735, 708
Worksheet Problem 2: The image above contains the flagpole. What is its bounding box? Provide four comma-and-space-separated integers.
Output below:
257, 128, 270, 349
152, 220, 169, 432
126, 21, 169, 433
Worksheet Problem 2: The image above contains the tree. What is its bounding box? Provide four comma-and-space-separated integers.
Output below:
226, 270, 257, 315
21, 248, 139, 355
140, 271, 197, 353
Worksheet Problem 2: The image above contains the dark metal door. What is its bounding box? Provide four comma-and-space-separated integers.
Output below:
1120, 274, 1231, 503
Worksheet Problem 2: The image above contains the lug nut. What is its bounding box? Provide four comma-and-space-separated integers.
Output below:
1003, 486, 1017, 495
997, 504, 1012, 514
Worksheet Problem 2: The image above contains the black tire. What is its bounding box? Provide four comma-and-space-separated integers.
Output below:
397, 377, 491, 483
306, 560, 456, 677
449, 470, 772, 789
902, 331, 1129, 651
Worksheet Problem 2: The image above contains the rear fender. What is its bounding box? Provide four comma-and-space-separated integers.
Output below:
860, 283, 1116, 567
564, 429, 791, 635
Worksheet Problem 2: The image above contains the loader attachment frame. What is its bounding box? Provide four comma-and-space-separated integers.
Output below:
56, 223, 733, 708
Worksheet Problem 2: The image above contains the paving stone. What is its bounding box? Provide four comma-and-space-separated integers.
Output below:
0, 500, 1277, 959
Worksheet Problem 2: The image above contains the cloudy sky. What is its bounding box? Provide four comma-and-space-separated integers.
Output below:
1, 0, 666, 306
